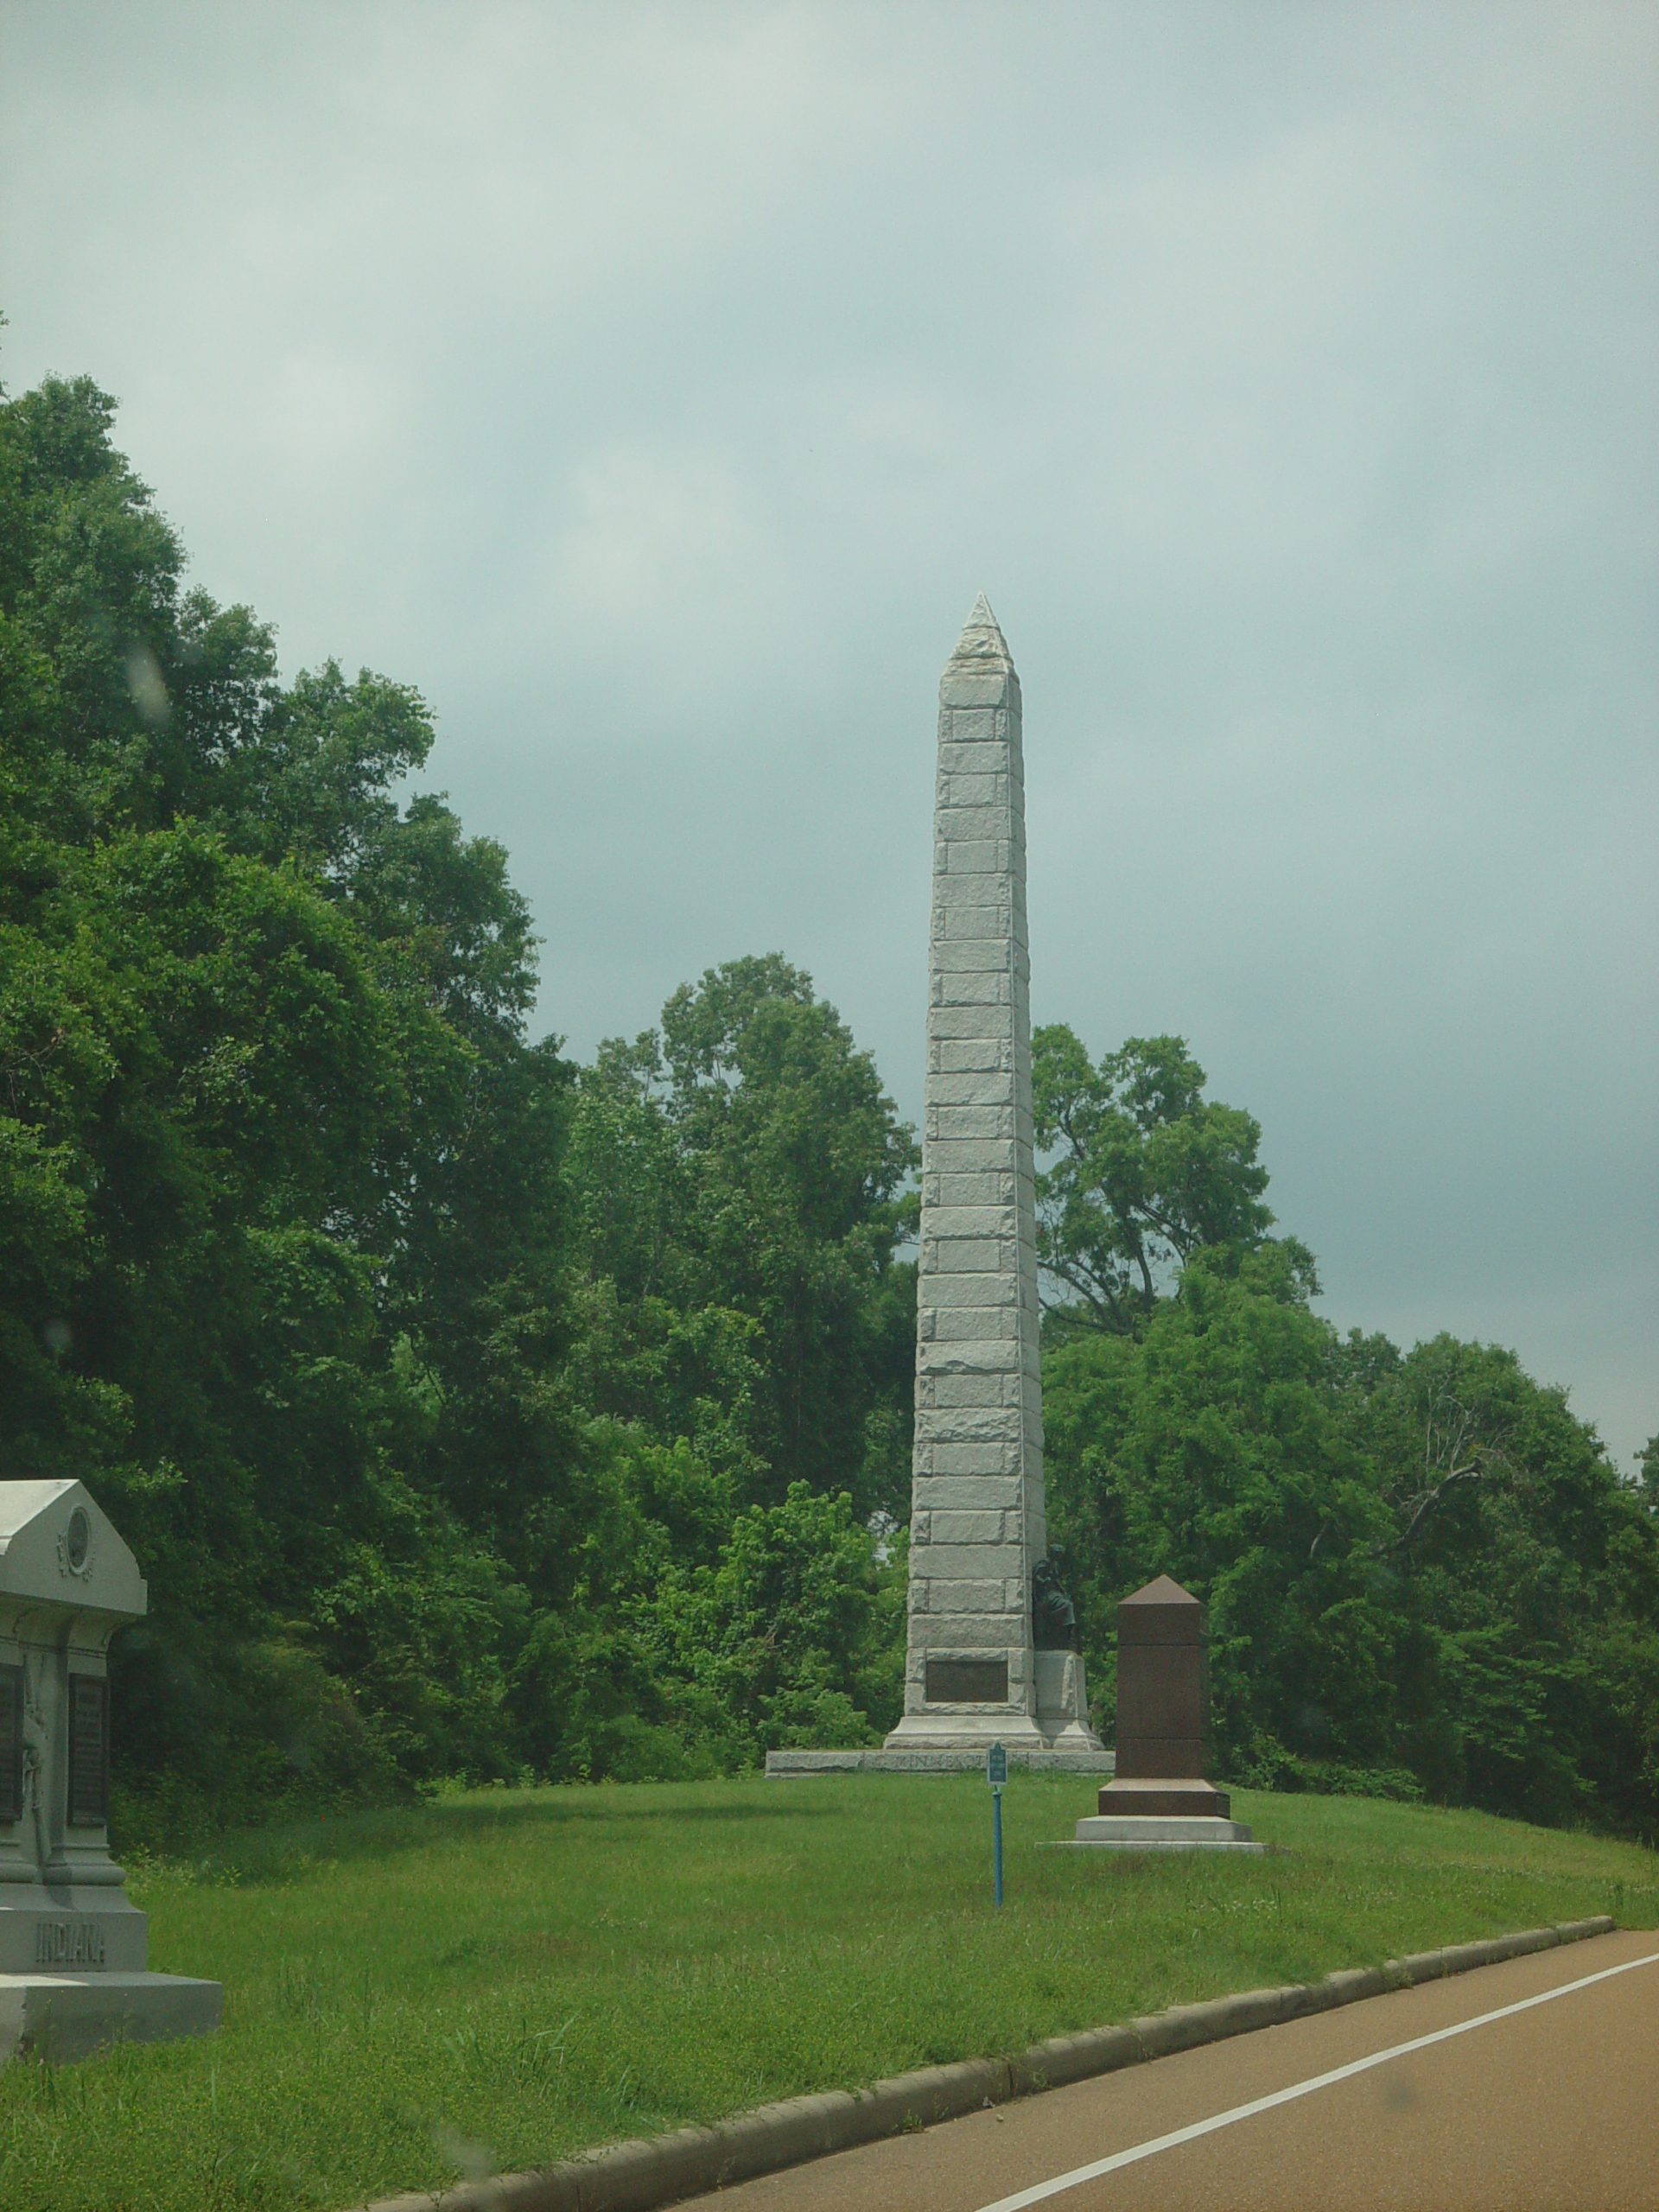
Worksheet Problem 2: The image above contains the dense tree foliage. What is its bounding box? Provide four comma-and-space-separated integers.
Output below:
1033, 1027, 1293, 1333
2, 370, 1654, 1840
567, 957, 918, 1517
1038, 1154, 1659, 1833
0, 375, 908, 1832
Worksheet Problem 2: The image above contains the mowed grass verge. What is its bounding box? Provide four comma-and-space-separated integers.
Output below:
5, 1776, 1656, 2212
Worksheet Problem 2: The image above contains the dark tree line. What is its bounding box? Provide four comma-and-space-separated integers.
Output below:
2, 370, 1654, 1843
1035, 1030, 1659, 1832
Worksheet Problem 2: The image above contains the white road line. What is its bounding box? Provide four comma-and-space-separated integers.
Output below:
973, 1946, 1659, 2212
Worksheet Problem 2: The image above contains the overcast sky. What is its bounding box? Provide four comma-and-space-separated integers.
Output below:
3, 2, 1655, 1467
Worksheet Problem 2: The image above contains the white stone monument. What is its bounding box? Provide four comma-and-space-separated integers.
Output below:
768, 599, 1109, 1776
1, 1479, 222, 2064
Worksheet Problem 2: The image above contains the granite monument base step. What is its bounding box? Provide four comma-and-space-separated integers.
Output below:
1063, 1813, 1266, 1853
0, 1970, 224, 2067
766, 1747, 1116, 1777
1095, 1776, 1232, 1820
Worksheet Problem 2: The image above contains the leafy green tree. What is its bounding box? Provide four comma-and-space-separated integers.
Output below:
1032, 1027, 1288, 1335
1332, 1337, 1659, 1827
561, 1033, 769, 1496
1637, 1433, 1659, 1511
567, 956, 918, 1518
1044, 1244, 1408, 1783
1047, 1236, 1659, 1829
0, 370, 572, 1825
651, 1483, 906, 1760
661, 956, 918, 1511
505, 1418, 742, 1782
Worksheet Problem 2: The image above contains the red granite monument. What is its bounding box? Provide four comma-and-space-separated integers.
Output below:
1071, 1573, 1263, 1851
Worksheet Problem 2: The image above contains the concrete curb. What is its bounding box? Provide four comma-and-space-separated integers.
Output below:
355, 1916, 1616, 2212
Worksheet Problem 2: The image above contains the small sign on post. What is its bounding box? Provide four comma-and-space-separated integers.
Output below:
988, 1740, 1007, 1907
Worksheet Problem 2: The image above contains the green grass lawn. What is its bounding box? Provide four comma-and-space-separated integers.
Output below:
5, 1777, 1656, 2212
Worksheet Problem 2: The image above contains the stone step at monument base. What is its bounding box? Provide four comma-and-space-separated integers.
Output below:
0, 1972, 224, 2068
766, 1747, 1116, 1777
1061, 1814, 1265, 1854
1095, 1777, 1232, 1819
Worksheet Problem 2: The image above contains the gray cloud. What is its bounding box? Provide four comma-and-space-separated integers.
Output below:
3, 1, 1654, 1464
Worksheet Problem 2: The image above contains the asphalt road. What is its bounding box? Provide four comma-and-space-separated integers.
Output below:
695, 1929, 1659, 2212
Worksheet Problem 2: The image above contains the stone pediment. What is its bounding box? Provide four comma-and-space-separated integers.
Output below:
0, 1481, 148, 1624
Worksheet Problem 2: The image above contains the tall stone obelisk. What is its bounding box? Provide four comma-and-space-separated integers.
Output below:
885, 598, 1099, 1755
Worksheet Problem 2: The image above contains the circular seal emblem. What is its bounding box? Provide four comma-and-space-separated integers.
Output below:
59, 1503, 95, 1579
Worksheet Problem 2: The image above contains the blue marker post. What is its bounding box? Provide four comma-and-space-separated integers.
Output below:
988, 1740, 1007, 1907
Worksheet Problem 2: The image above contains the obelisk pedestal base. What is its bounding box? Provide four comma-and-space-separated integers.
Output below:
1066, 1776, 1262, 1852
882, 1708, 1048, 1755
1065, 1817, 1264, 1853
1096, 1776, 1231, 1819
767, 1745, 1116, 1775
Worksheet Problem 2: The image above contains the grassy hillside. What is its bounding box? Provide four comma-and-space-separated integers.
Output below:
6, 1775, 1656, 2212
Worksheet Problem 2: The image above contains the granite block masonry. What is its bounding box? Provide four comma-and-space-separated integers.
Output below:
881, 598, 1103, 1760
766, 599, 1107, 1777
0, 1479, 223, 2063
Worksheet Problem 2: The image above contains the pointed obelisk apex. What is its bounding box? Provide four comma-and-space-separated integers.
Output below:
948, 593, 1015, 670
881, 600, 1103, 1759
